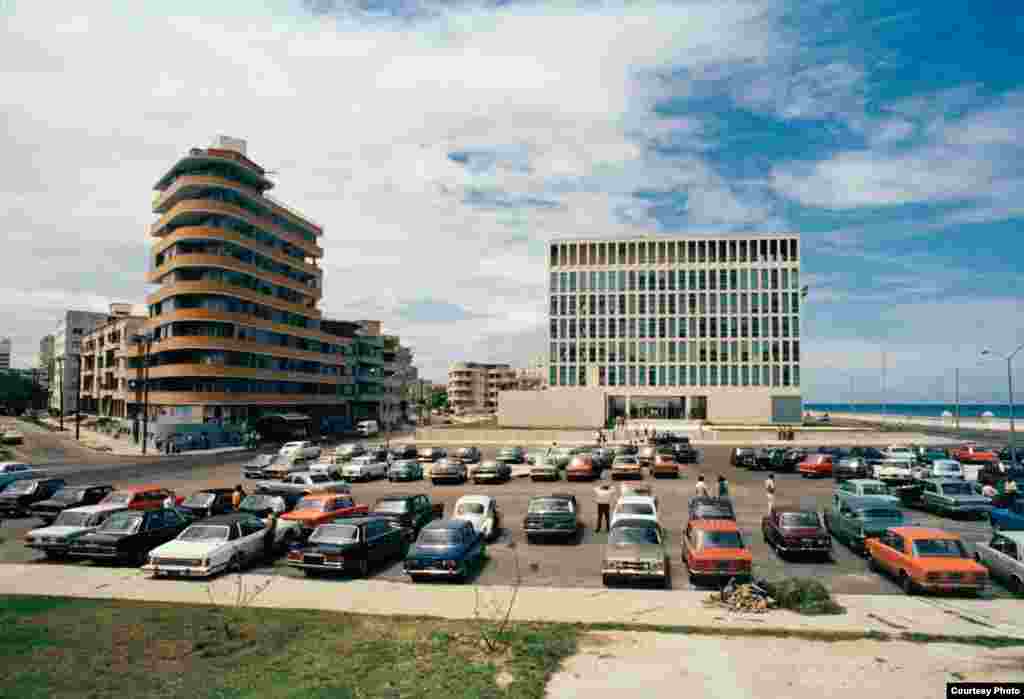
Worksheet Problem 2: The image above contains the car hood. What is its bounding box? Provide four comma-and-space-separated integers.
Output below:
151, 540, 224, 558
31, 498, 72, 510
409, 544, 460, 560
603, 542, 664, 561
940, 495, 990, 505
78, 532, 133, 546
29, 525, 90, 539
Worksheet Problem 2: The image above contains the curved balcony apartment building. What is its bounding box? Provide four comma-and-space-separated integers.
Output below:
136, 139, 354, 428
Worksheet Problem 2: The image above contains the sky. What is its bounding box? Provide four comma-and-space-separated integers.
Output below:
1, 0, 1022, 402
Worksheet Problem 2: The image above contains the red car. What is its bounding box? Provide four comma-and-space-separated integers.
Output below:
950, 444, 998, 465
100, 485, 182, 510
761, 509, 832, 559
798, 455, 834, 478
280, 493, 370, 536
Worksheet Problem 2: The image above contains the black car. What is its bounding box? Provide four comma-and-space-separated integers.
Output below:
848, 447, 885, 464
0, 478, 67, 518
453, 446, 482, 463
782, 448, 809, 470
730, 448, 757, 468
687, 497, 736, 522
833, 458, 874, 483
590, 448, 614, 470
759, 448, 790, 471
287, 516, 407, 577
673, 440, 699, 464
30, 484, 114, 525
389, 444, 418, 459
70, 508, 190, 565
998, 447, 1024, 465
178, 488, 237, 520
979, 463, 1024, 488
371, 494, 443, 536
495, 446, 526, 464
524, 494, 579, 543
613, 444, 638, 456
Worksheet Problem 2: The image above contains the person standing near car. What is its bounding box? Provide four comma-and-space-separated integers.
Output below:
765, 473, 776, 512
594, 482, 614, 532
695, 474, 710, 498
231, 484, 245, 510
717, 475, 730, 498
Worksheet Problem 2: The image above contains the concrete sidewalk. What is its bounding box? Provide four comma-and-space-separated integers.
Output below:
1, 564, 1021, 641
35, 417, 248, 458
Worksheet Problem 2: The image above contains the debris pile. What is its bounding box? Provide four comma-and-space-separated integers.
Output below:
705, 580, 777, 613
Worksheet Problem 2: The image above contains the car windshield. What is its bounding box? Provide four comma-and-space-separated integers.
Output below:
178, 525, 230, 542
53, 511, 92, 528
781, 512, 820, 527
859, 509, 903, 521
101, 492, 132, 505
609, 527, 661, 545
51, 488, 85, 503
913, 538, 968, 558
374, 500, 409, 514
311, 524, 359, 543
456, 449, 475, 457
699, 531, 744, 549
99, 513, 143, 534
618, 503, 654, 516
182, 493, 216, 507
309, 474, 329, 483
456, 502, 485, 515
418, 529, 459, 545
3, 480, 36, 494
936, 463, 961, 473
615, 457, 638, 465
529, 499, 572, 513
240, 495, 280, 512
295, 498, 327, 512
249, 455, 274, 466
860, 484, 889, 496
940, 482, 974, 496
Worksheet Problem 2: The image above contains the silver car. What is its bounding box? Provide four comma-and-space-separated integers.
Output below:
430, 458, 468, 485
974, 531, 1024, 596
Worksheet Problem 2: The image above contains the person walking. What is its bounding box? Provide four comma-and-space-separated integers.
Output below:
695, 474, 709, 498
717, 475, 730, 498
765, 473, 776, 513
231, 484, 245, 510
594, 482, 614, 532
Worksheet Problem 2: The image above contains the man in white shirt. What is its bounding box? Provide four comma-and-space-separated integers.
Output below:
594, 483, 614, 532
695, 475, 709, 498
765, 473, 776, 513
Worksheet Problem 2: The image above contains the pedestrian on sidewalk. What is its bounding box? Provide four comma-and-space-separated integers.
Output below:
717, 475, 730, 498
594, 482, 614, 532
765, 473, 776, 512
231, 484, 245, 510
695, 474, 709, 498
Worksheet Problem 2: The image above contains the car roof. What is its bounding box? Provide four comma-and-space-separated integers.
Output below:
456, 495, 493, 505
843, 496, 901, 510
618, 495, 656, 505
847, 479, 885, 486
197, 513, 258, 526
423, 518, 469, 530
690, 519, 740, 531
64, 503, 129, 515
890, 526, 961, 540
610, 517, 659, 529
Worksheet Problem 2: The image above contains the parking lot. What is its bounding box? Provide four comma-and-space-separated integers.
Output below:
0, 443, 1011, 596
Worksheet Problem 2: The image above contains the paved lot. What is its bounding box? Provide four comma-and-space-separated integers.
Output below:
0, 442, 1012, 597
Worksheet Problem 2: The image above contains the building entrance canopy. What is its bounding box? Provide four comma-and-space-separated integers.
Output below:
607, 395, 707, 421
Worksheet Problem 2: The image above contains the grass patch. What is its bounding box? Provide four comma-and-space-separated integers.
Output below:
760, 578, 845, 616
0, 595, 577, 699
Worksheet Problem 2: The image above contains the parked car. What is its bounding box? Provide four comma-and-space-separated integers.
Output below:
341, 454, 389, 482
389, 444, 418, 460
24, 504, 129, 559
672, 439, 699, 464
261, 453, 309, 480
431, 458, 469, 485
913, 459, 963, 481
256, 471, 351, 496
918, 479, 992, 519
973, 531, 1024, 596
178, 488, 237, 520
998, 447, 1024, 466
334, 443, 366, 462
950, 444, 999, 465
29, 484, 114, 525
979, 463, 1024, 488
529, 455, 561, 481
70, 508, 191, 565
566, 454, 600, 481
873, 458, 916, 486
388, 459, 424, 482
524, 494, 578, 543
0, 462, 43, 491
287, 517, 407, 577
833, 458, 874, 483
917, 448, 951, 466
0, 477, 65, 518
824, 496, 905, 555
417, 446, 447, 463
753, 448, 780, 471
611, 496, 658, 528
279, 441, 322, 461
990, 499, 1024, 532
884, 446, 917, 461
848, 446, 886, 463
687, 497, 735, 522
371, 494, 442, 537
144, 513, 271, 578
473, 460, 511, 484
99, 485, 182, 511
242, 454, 276, 479
832, 479, 899, 507
610, 455, 643, 480
781, 449, 808, 471
404, 519, 485, 582
651, 453, 681, 479
453, 446, 481, 464
453, 495, 501, 541
682, 519, 752, 585
590, 448, 614, 471
613, 444, 638, 457
866, 526, 988, 595
237, 492, 304, 549
280, 493, 369, 537
730, 448, 758, 468
762, 509, 832, 560
602, 519, 670, 589
495, 446, 526, 465
798, 454, 834, 478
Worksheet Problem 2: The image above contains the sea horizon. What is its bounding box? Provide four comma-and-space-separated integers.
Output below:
804, 402, 1024, 419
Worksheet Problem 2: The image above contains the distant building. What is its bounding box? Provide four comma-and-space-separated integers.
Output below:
0, 337, 10, 370
50, 310, 108, 414
37, 335, 54, 390
448, 362, 517, 414
78, 308, 148, 418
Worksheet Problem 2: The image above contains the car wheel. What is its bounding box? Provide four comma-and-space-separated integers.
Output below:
900, 571, 916, 595
974, 552, 982, 563
1010, 576, 1023, 597
602, 574, 611, 587
868, 556, 881, 573
357, 557, 369, 578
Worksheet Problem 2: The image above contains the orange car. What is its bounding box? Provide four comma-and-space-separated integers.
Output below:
280, 493, 369, 536
652, 453, 680, 479
100, 485, 182, 510
866, 526, 988, 595
566, 455, 599, 481
798, 454, 834, 478
950, 444, 998, 465
682, 519, 752, 584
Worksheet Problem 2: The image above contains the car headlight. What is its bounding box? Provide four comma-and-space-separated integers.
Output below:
651, 560, 666, 573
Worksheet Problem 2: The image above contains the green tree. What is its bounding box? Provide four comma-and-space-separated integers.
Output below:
0, 372, 35, 413
431, 391, 448, 411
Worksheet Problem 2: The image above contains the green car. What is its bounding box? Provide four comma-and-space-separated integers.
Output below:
523, 495, 578, 543
371, 494, 441, 536
387, 459, 423, 482
602, 519, 670, 588
823, 496, 904, 554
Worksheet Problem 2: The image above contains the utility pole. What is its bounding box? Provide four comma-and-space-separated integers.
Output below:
74, 357, 82, 440
56, 356, 64, 431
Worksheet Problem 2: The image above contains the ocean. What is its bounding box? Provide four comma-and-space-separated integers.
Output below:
804, 403, 1024, 419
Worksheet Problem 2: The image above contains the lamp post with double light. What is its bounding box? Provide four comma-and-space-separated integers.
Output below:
981, 342, 1024, 466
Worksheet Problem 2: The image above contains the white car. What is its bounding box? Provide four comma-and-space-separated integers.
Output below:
261, 453, 309, 479
279, 441, 322, 461
255, 471, 351, 496
341, 455, 389, 482
611, 495, 659, 528
236, 494, 304, 549
883, 446, 916, 460
144, 513, 270, 578
24, 504, 129, 558
914, 459, 964, 481
874, 457, 916, 484
453, 495, 501, 541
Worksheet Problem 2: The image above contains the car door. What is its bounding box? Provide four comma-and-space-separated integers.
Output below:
238, 518, 268, 562
875, 532, 900, 573
835, 504, 854, 542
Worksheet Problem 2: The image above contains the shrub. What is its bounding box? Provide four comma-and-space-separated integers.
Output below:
761, 578, 845, 615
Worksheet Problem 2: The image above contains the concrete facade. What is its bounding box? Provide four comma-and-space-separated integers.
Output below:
49, 310, 108, 414
498, 387, 608, 428
78, 311, 148, 418
448, 362, 517, 414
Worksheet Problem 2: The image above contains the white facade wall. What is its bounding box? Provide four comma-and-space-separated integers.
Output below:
49, 310, 108, 413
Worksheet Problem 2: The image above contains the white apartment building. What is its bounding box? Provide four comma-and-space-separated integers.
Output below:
49, 310, 113, 414
448, 362, 517, 414
500, 234, 803, 427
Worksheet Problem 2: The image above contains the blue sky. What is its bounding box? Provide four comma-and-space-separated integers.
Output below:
1, 0, 1021, 400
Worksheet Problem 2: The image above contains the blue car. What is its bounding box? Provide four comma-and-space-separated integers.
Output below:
991, 498, 1024, 532
403, 519, 484, 583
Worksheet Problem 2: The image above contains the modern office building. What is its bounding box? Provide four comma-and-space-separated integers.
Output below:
500, 234, 803, 427
0, 337, 10, 370
50, 310, 108, 415
448, 362, 518, 414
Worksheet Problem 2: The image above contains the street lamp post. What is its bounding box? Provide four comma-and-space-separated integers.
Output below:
74, 357, 81, 441
132, 333, 154, 455
981, 342, 1024, 465
55, 356, 64, 431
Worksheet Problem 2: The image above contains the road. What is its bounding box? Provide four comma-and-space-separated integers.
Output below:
0, 435, 1013, 597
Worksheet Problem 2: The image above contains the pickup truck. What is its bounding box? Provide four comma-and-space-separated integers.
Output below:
255, 471, 351, 497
